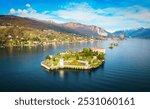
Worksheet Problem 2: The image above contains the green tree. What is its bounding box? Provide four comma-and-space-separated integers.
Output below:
75, 53, 79, 60
82, 48, 92, 56
68, 49, 73, 54
97, 53, 105, 60
45, 55, 51, 60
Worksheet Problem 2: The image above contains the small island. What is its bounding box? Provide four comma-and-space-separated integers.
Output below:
109, 42, 119, 49
41, 47, 105, 70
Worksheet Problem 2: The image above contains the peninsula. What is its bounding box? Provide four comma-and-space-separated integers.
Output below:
41, 47, 105, 70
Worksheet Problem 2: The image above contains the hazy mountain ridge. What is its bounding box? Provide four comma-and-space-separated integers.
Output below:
61, 22, 110, 37
113, 27, 150, 38
0, 15, 112, 37
0, 15, 84, 35
0, 15, 150, 39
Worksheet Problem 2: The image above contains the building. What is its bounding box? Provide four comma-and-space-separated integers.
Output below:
59, 58, 64, 68
49, 55, 53, 58
91, 46, 105, 54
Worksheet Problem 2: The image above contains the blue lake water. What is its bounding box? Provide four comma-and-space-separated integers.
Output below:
0, 39, 150, 92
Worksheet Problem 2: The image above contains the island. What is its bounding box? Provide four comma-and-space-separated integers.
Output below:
109, 42, 119, 49
41, 46, 105, 70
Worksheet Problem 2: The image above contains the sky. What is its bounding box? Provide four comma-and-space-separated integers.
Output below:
0, 0, 150, 32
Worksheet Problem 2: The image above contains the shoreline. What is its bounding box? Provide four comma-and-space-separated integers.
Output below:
0, 37, 125, 48
41, 60, 104, 70
40, 47, 106, 71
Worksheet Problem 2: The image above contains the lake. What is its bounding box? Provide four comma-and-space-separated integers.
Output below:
0, 39, 150, 92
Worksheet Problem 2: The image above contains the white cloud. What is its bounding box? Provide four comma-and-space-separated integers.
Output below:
10, 8, 16, 14
9, 4, 65, 23
26, 4, 31, 7
9, 4, 55, 21
54, 3, 97, 21
42, 11, 50, 14
53, 3, 150, 32
22, 9, 28, 14
17, 9, 23, 14
9, 3, 150, 32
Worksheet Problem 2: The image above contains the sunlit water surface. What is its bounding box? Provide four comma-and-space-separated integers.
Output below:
0, 39, 150, 91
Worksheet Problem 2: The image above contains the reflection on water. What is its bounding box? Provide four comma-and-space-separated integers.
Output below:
0, 39, 150, 91
44, 69, 94, 80
43, 62, 105, 80
59, 70, 65, 79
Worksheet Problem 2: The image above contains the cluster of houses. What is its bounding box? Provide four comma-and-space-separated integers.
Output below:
58, 46, 105, 68
91, 46, 106, 54
41, 46, 105, 70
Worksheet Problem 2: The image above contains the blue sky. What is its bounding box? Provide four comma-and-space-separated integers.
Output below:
0, 0, 150, 32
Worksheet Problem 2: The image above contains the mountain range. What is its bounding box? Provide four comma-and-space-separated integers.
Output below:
0, 15, 111, 37
112, 27, 150, 38
60, 22, 110, 37
0, 15, 150, 38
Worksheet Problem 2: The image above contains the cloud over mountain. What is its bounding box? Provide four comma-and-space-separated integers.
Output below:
9, 2, 150, 32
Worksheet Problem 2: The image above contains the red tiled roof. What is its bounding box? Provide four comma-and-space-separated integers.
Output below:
91, 46, 104, 50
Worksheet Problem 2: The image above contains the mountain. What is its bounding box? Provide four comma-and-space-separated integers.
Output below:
0, 15, 86, 47
0, 15, 111, 37
1, 15, 150, 39
0, 15, 80, 34
113, 27, 150, 38
0, 15, 50, 29
0, 15, 110, 37
61, 22, 110, 37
